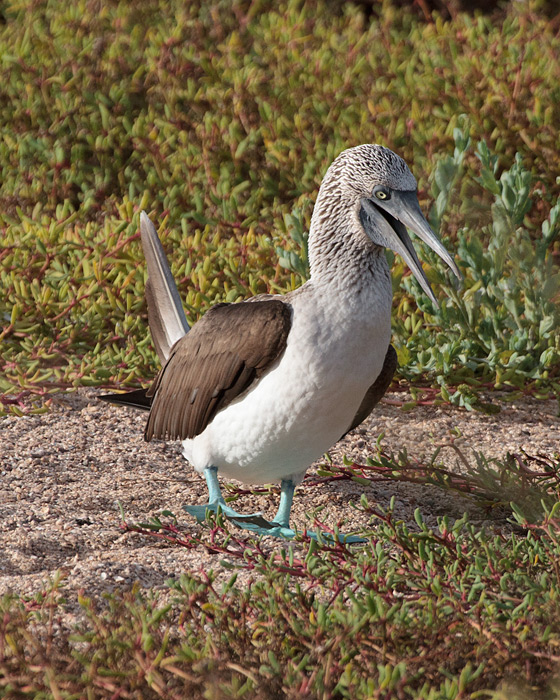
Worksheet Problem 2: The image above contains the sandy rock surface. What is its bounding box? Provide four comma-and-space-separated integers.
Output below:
1, 388, 559, 601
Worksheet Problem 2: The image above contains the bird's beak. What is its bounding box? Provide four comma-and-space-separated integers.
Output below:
359, 190, 460, 307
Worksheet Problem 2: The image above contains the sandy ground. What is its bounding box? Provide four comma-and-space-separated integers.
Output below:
1, 388, 559, 601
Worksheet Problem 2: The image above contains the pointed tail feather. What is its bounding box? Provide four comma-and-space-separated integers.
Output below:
140, 211, 189, 362
98, 388, 152, 411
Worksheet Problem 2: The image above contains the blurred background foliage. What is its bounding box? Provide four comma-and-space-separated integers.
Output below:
0, 0, 559, 410
2, 4, 560, 695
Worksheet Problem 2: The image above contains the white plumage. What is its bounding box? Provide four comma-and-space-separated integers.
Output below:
184, 253, 392, 484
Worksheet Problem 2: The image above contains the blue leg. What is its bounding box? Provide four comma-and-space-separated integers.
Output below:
270, 478, 365, 542
272, 479, 295, 528
183, 466, 263, 522
205, 466, 222, 502
185, 470, 365, 543
227, 478, 297, 538
232, 477, 365, 542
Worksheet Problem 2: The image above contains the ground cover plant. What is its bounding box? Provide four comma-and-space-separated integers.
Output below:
3, 462, 560, 699
1, 0, 559, 412
1, 0, 560, 697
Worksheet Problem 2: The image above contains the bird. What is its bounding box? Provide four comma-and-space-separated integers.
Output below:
100, 144, 460, 540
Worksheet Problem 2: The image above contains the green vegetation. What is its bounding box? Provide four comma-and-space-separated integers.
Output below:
1, 0, 560, 697
1, 0, 559, 412
3, 457, 560, 699
394, 131, 560, 409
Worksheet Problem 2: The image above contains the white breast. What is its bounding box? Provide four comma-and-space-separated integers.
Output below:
182, 265, 392, 485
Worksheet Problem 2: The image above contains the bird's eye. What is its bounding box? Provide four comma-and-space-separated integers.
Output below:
374, 187, 391, 201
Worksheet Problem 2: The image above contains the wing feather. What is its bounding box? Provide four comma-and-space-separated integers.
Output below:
145, 300, 292, 441
341, 344, 397, 438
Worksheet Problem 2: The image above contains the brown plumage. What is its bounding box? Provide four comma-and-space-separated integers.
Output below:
144, 300, 292, 441
342, 344, 397, 438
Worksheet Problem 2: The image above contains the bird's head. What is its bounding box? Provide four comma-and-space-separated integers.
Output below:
321, 144, 460, 305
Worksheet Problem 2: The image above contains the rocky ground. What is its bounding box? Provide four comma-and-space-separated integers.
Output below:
1, 388, 559, 602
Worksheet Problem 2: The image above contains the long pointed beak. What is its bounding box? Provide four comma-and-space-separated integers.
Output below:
359, 190, 460, 307
387, 191, 461, 280
360, 198, 439, 305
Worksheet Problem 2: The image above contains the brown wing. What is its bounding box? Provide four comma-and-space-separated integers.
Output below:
144, 300, 292, 442
341, 344, 397, 438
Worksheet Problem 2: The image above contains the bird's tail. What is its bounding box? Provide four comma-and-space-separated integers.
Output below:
99, 211, 189, 410
140, 211, 189, 363
98, 387, 151, 411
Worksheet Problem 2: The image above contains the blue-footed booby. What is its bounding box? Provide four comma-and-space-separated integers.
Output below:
101, 144, 459, 539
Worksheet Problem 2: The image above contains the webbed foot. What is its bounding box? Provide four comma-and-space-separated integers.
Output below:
184, 468, 365, 542
183, 501, 263, 523
228, 514, 365, 542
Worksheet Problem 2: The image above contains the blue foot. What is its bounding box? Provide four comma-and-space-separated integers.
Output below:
183, 501, 262, 523
183, 502, 293, 536
184, 468, 365, 542
229, 515, 366, 542
229, 514, 297, 539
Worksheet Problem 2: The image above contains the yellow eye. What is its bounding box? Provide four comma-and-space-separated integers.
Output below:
373, 187, 391, 201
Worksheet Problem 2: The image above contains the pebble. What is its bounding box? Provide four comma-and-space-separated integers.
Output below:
1, 387, 559, 606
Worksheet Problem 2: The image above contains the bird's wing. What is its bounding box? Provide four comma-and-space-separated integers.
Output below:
140, 212, 190, 363
342, 344, 397, 438
144, 299, 292, 442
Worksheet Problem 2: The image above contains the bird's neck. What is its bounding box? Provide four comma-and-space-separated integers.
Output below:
307, 193, 387, 290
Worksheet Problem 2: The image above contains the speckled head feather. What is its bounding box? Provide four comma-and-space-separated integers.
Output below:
320, 144, 417, 199
308, 144, 419, 279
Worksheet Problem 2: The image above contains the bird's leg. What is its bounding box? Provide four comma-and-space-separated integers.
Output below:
183, 466, 264, 522
225, 478, 297, 537
186, 471, 365, 543
267, 479, 365, 542
183, 471, 296, 537
204, 465, 222, 503
271, 479, 295, 528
